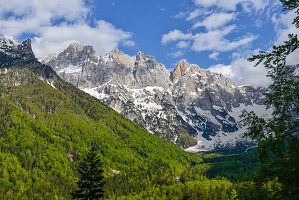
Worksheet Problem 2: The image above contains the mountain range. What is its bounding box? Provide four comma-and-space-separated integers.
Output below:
0, 36, 204, 199
42, 42, 272, 150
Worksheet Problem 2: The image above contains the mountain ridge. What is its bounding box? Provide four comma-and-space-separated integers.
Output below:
41, 41, 272, 151
0, 36, 202, 199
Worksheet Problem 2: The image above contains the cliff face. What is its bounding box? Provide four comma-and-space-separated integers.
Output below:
43, 43, 271, 150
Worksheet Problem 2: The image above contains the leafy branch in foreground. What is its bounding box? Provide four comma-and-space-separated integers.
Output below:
241, 1, 299, 199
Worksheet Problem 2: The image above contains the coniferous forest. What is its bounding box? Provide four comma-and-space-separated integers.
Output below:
0, 0, 298, 200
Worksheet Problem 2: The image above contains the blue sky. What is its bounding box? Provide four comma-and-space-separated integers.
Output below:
90, 0, 278, 67
0, 0, 298, 86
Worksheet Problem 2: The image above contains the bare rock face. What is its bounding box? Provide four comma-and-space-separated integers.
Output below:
0, 36, 56, 79
43, 43, 271, 151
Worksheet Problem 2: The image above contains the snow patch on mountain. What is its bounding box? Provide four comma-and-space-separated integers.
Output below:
58, 64, 82, 74
44, 43, 269, 150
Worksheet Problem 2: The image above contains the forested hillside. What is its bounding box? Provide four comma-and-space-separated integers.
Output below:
0, 62, 238, 199
0, 0, 297, 199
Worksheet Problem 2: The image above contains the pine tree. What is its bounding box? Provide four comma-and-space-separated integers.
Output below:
72, 145, 105, 200
241, 0, 299, 198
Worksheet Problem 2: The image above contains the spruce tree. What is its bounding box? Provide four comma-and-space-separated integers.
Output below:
72, 145, 105, 200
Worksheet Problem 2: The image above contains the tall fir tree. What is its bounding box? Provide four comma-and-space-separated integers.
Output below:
72, 145, 105, 200
241, 0, 299, 199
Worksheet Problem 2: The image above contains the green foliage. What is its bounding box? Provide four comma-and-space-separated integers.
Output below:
281, 0, 299, 28
0, 66, 201, 199
242, 1, 299, 198
180, 163, 210, 183
203, 149, 258, 182
72, 145, 105, 199
118, 179, 236, 200
236, 180, 284, 200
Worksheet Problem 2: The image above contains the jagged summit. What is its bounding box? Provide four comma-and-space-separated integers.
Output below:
65, 42, 85, 54
171, 60, 197, 82
111, 48, 125, 55
0, 36, 34, 61
44, 43, 270, 151
0, 35, 20, 48
0, 37, 56, 79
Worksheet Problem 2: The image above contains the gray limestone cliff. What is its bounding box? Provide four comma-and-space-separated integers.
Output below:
43, 43, 271, 151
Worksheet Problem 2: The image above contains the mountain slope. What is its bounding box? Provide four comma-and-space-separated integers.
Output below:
44, 43, 271, 150
0, 37, 201, 199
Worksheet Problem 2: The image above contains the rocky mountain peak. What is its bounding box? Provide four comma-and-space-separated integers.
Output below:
67, 43, 84, 52
63, 42, 96, 58
45, 44, 269, 151
0, 35, 20, 49
111, 48, 125, 55
109, 49, 134, 67
0, 37, 36, 65
171, 60, 198, 82
46, 42, 99, 70
18, 39, 35, 59
135, 51, 159, 68
0, 37, 56, 79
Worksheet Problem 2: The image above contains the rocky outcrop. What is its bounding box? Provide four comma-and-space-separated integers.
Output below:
43, 43, 271, 151
0, 36, 57, 79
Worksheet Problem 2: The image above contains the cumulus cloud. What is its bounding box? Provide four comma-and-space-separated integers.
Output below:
0, 0, 134, 58
186, 9, 212, 21
162, 25, 256, 54
163, 0, 268, 59
163, 0, 295, 87
161, 29, 193, 44
272, 11, 299, 45
209, 56, 271, 87
209, 64, 233, 77
192, 12, 236, 30
32, 21, 133, 57
209, 52, 219, 60
192, 25, 256, 52
168, 50, 184, 58
271, 10, 299, 65
208, 8, 298, 87
193, 0, 270, 11
176, 41, 190, 49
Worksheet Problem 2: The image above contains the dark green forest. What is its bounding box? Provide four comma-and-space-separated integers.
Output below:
0, 66, 237, 199
0, 66, 292, 200
0, 1, 298, 199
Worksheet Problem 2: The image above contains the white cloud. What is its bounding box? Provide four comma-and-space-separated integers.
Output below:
174, 11, 188, 19
272, 11, 299, 45
271, 10, 299, 65
176, 41, 189, 49
168, 50, 184, 58
208, 8, 298, 87
192, 25, 256, 52
186, 9, 211, 21
163, 25, 256, 57
122, 40, 136, 47
193, 12, 236, 30
164, 0, 265, 59
32, 21, 132, 57
0, 0, 134, 58
286, 49, 299, 66
209, 57, 271, 87
161, 29, 193, 44
209, 64, 233, 77
193, 0, 270, 11
209, 52, 219, 60
193, 0, 219, 8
